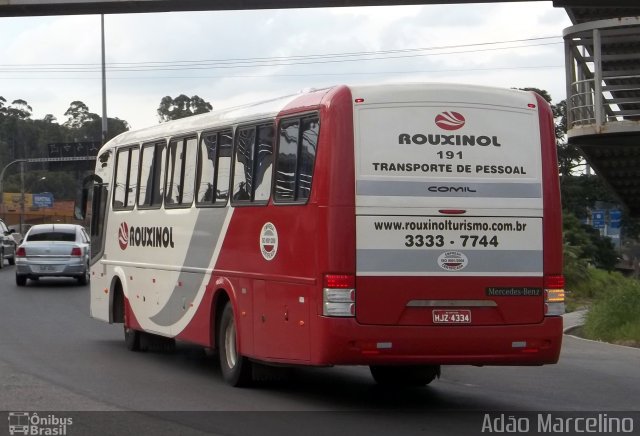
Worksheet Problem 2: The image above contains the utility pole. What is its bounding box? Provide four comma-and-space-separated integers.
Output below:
19, 161, 24, 233
101, 14, 108, 144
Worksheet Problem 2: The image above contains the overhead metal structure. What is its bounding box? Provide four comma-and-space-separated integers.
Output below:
0, 0, 632, 17
563, 7, 640, 216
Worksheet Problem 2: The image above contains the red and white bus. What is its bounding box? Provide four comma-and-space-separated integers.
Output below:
80, 83, 564, 387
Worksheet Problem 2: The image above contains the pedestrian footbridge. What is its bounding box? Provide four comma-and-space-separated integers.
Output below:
564, 10, 640, 216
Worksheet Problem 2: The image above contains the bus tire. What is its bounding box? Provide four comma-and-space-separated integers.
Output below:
218, 302, 252, 387
124, 326, 141, 351
369, 365, 440, 387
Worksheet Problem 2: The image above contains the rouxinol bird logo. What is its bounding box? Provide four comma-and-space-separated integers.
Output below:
118, 222, 175, 250
118, 222, 129, 250
435, 111, 465, 131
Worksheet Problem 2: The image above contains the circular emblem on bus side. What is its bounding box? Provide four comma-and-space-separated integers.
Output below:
435, 111, 465, 130
438, 251, 468, 271
118, 222, 129, 250
260, 222, 278, 261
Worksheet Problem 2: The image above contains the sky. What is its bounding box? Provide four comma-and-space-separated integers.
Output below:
0, 1, 572, 130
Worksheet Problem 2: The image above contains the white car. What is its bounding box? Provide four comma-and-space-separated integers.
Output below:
0, 219, 16, 267
15, 224, 91, 286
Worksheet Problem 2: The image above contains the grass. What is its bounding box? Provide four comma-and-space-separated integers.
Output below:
566, 267, 640, 347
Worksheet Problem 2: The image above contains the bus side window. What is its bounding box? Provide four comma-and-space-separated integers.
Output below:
126, 148, 139, 208
232, 124, 274, 204
232, 127, 256, 202
254, 125, 274, 202
274, 115, 319, 203
113, 146, 139, 210
138, 141, 166, 208
297, 117, 319, 201
182, 137, 197, 205
165, 136, 196, 207
165, 140, 181, 205
275, 120, 299, 201
197, 130, 233, 206
198, 133, 218, 203
217, 132, 232, 202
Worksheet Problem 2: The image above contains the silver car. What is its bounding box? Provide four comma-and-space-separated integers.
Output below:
0, 219, 16, 267
15, 224, 91, 286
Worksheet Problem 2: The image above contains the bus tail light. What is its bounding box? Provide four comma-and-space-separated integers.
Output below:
544, 275, 565, 316
323, 274, 355, 317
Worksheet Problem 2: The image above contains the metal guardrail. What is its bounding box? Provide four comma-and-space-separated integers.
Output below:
564, 16, 640, 133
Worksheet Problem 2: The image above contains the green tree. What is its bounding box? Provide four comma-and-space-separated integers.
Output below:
157, 94, 212, 122
7, 99, 33, 120
0, 96, 7, 118
63, 100, 129, 142
64, 101, 97, 130
0, 98, 131, 203
563, 211, 618, 272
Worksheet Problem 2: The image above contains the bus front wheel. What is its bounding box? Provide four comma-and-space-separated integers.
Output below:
124, 326, 140, 351
218, 302, 252, 387
369, 365, 440, 387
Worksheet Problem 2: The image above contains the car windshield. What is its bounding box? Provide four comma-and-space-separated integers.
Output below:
27, 232, 75, 242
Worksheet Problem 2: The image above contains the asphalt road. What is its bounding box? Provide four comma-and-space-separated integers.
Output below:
0, 265, 638, 435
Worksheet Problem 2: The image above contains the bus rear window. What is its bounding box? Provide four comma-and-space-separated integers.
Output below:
274, 115, 319, 203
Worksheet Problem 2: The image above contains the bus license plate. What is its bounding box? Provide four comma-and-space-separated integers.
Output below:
432, 309, 471, 324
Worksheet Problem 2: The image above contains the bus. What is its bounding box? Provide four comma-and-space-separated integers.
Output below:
78, 83, 564, 387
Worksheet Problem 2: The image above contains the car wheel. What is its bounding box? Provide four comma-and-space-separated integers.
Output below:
8, 253, 15, 266
218, 302, 253, 387
0, 249, 4, 269
77, 265, 90, 286
16, 274, 27, 287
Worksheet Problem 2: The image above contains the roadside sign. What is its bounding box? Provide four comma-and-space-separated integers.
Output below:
33, 193, 54, 208
591, 210, 605, 229
609, 209, 622, 229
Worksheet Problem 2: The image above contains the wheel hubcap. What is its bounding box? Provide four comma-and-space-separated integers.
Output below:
224, 318, 237, 368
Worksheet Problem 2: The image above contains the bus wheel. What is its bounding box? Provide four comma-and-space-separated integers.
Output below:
369, 365, 440, 387
218, 302, 252, 387
124, 326, 141, 351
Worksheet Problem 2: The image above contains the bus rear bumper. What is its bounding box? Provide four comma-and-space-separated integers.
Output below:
312, 316, 563, 366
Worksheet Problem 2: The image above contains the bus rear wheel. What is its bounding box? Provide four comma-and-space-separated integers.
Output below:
369, 365, 440, 387
218, 302, 252, 387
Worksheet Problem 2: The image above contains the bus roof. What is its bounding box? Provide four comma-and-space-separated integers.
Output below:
100, 82, 539, 153
102, 87, 332, 150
